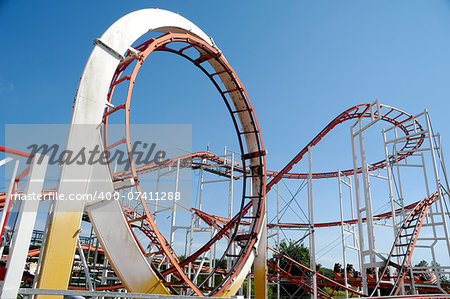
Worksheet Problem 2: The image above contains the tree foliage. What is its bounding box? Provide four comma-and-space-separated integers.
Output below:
268, 239, 334, 298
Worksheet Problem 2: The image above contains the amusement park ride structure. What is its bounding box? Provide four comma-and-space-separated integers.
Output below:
0, 8, 449, 299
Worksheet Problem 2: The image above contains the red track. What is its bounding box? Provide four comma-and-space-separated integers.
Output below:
267, 103, 424, 190
130, 103, 427, 253
191, 200, 420, 230
0, 101, 434, 296
268, 246, 363, 298
372, 191, 441, 296
103, 31, 266, 296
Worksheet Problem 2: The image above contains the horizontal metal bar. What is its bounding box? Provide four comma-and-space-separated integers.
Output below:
364, 261, 386, 268
385, 131, 426, 144
344, 245, 360, 251
384, 111, 427, 132
274, 226, 309, 231
397, 148, 439, 154
374, 222, 393, 228
353, 118, 380, 136
368, 173, 388, 180
395, 164, 424, 167
413, 266, 450, 270
18, 288, 198, 298
428, 212, 450, 216
396, 153, 423, 157
421, 222, 444, 227
173, 226, 212, 232
202, 179, 230, 184
154, 207, 171, 213
413, 245, 432, 249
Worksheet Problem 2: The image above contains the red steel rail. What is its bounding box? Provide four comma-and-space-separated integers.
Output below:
266, 103, 425, 190
371, 191, 440, 296
102, 31, 266, 296
0, 146, 32, 158
191, 200, 420, 230
0, 99, 430, 296
268, 246, 364, 298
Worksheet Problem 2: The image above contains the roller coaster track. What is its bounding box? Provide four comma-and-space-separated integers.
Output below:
120, 206, 180, 283
266, 102, 425, 190
191, 193, 445, 297
110, 102, 429, 297
0, 187, 437, 295
371, 191, 440, 297
100, 26, 266, 296
122, 211, 364, 299
161, 102, 427, 277
177, 208, 365, 297
109, 102, 427, 279
0, 100, 430, 296
267, 246, 363, 298
168, 102, 432, 297
2, 7, 446, 297
114, 102, 425, 183
0, 102, 434, 294
126, 102, 426, 233
115, 104, 425, 184
192, 200, 420, 230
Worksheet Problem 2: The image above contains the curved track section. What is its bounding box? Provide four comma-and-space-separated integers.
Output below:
192, 199, 420, 229
186, 103, 427, 244
57, 9, 268, 297
36, 9, 221, 294
267, 103, 425, 190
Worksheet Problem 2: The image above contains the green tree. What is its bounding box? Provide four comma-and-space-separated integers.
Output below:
415, 260, 428, 267
268, 239, 334, 298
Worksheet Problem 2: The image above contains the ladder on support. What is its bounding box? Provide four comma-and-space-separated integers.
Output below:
371, 191, 439, 296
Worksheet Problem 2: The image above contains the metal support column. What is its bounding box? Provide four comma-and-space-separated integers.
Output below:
0, 154, 48, 298
338, 171, 348, 298
169, 158, 180, 248
0, 158, 19, 244
276, 182, 280, 299
425, 110, 450, 256
77, 238, 95, 291
307, 146, 317, 299
351, 125, 369, 295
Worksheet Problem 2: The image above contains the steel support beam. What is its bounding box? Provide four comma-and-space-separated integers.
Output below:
0, 154, 48, 298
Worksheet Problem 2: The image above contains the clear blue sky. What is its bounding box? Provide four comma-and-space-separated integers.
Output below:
2, 0, 450, 168
2, 1, 450, 268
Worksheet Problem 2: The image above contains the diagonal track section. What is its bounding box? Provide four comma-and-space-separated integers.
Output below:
371, 191, 439, 296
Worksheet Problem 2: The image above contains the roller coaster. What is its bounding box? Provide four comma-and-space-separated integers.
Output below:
0, 8, 449, 299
